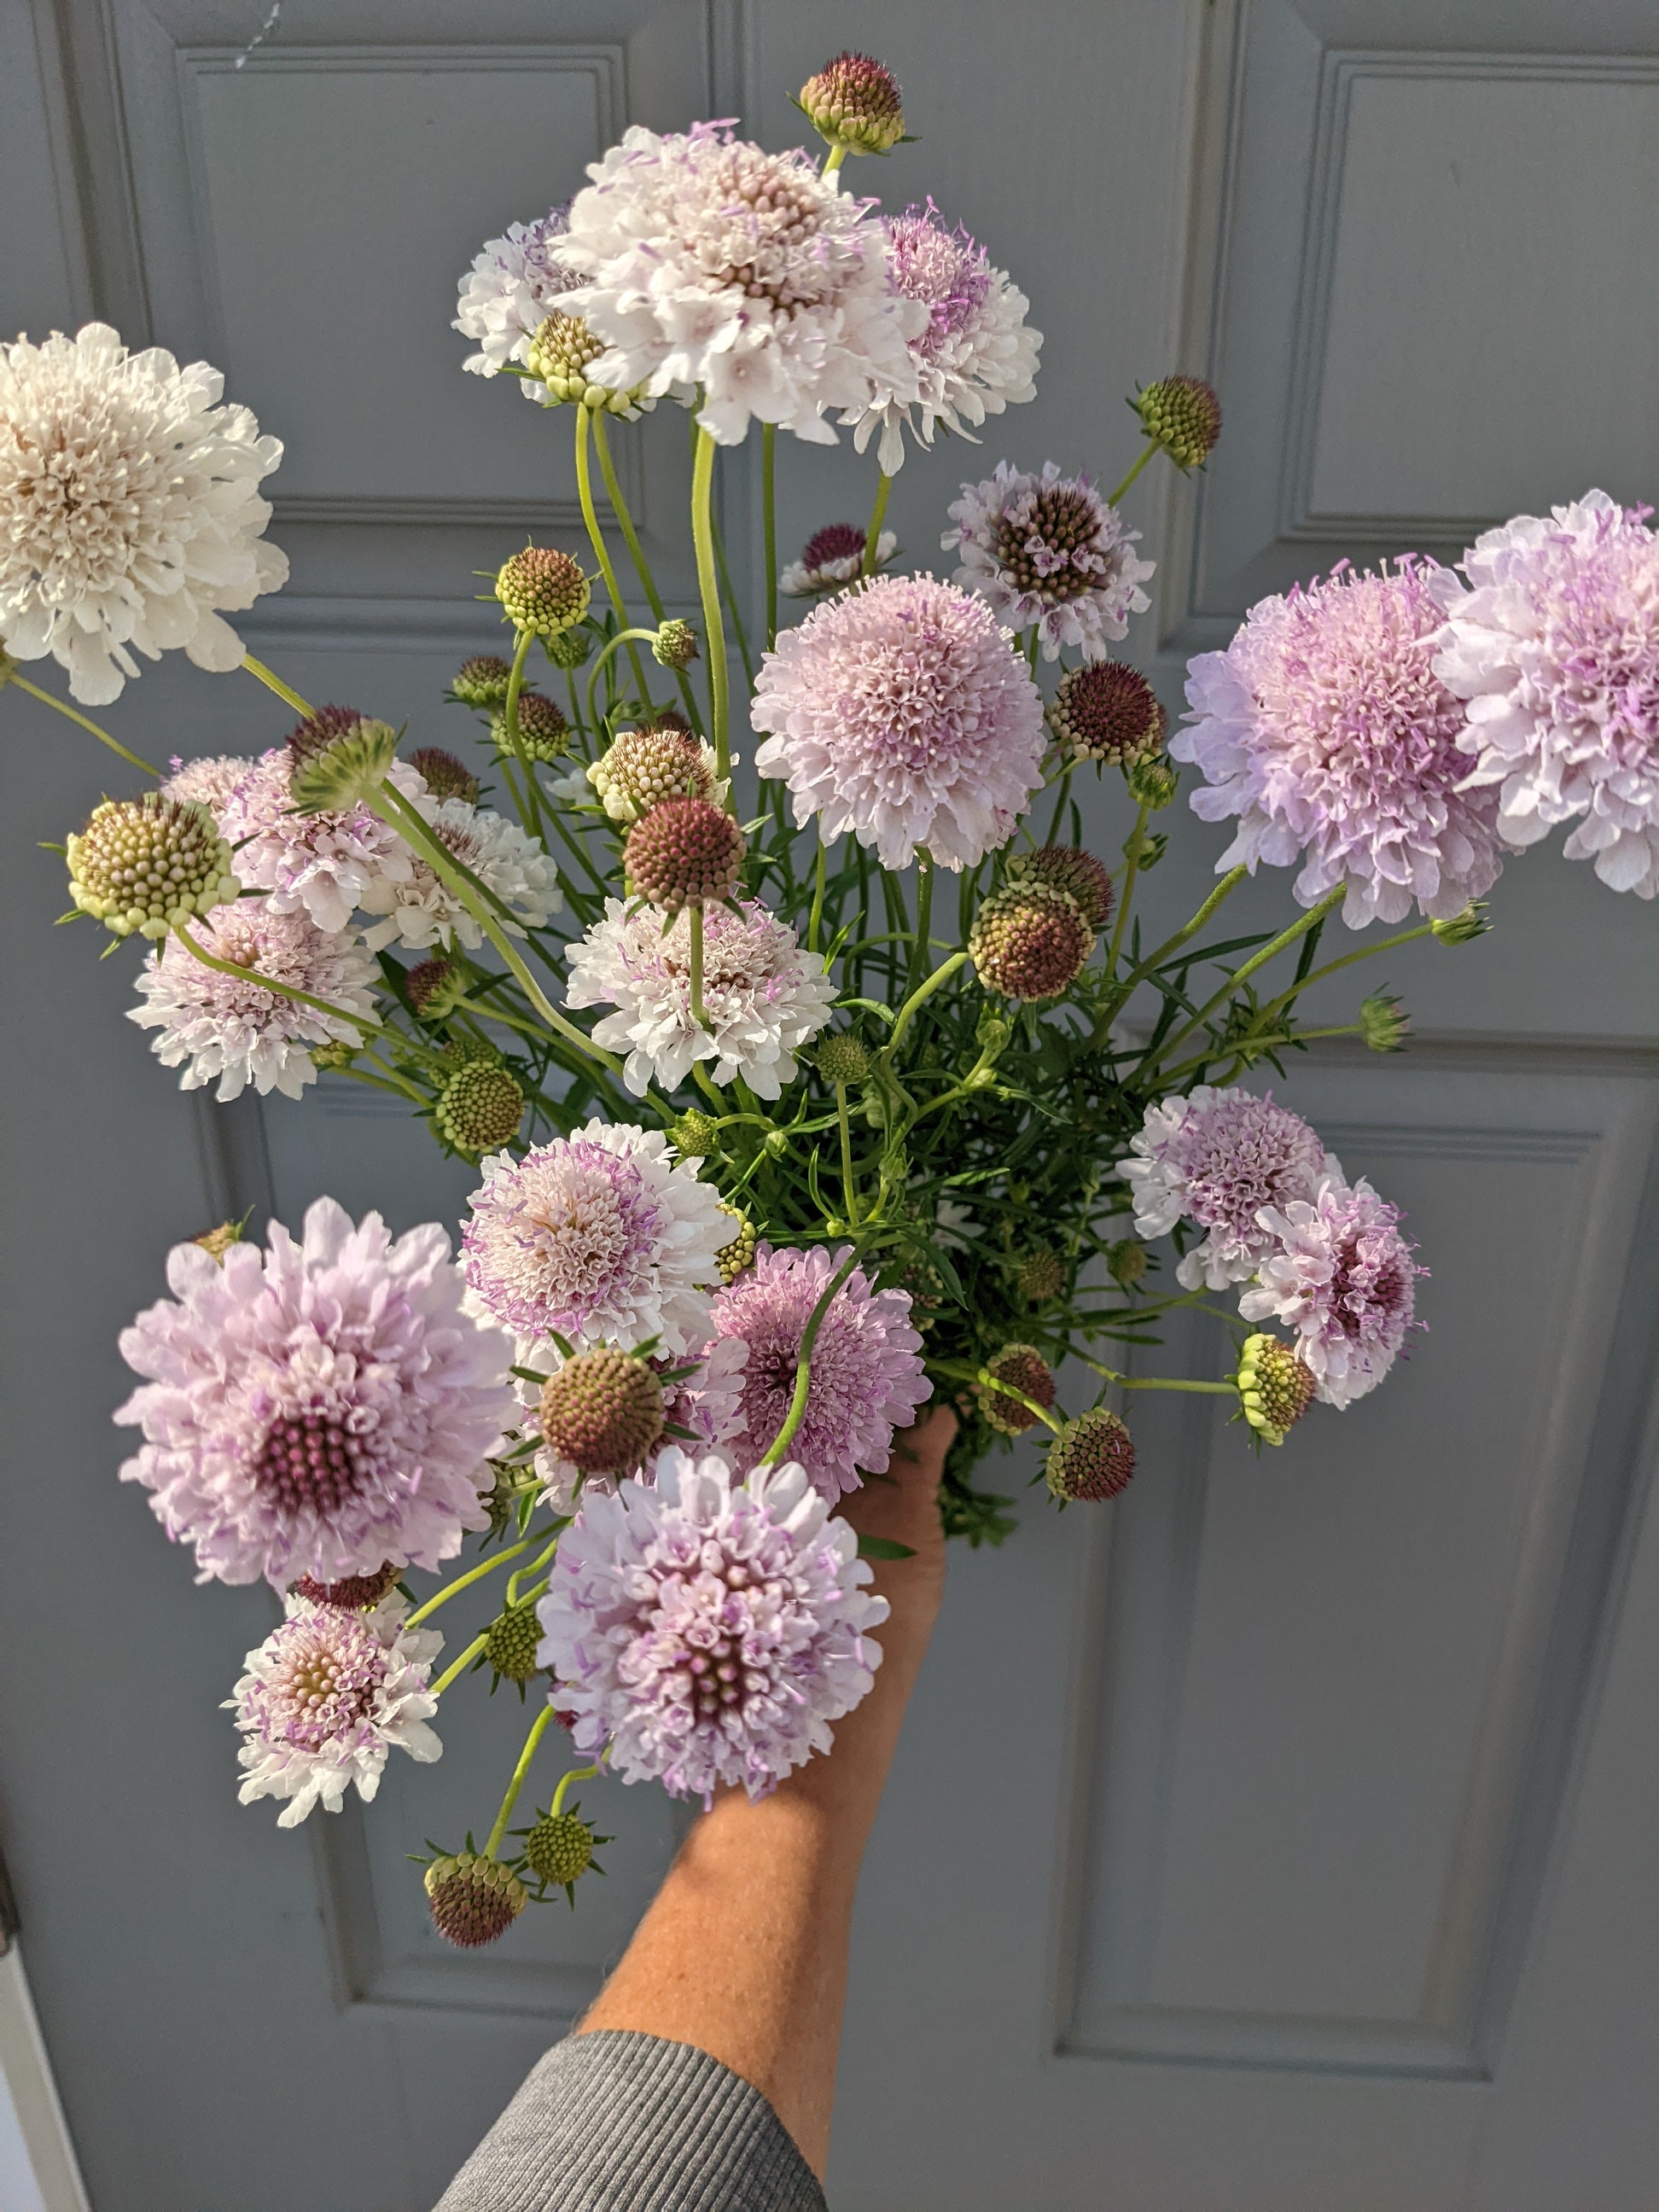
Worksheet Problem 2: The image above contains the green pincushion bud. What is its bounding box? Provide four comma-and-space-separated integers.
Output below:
524, 311, 648, 414
976, 1344, 1057, 1436
1359, 992, 1410, 1052
434, 1061, 525, 1155
67, 794, 239, 939
1125, 755, 1179, 812
1045, 1408, 1136, 1502
485, 1603, 543, 1685
816, 1033, 870, 1085
408, 747, 480, 804
714, 1206, 757, 1286
1016, 1248, 1064, 1305
524, 1807, 597, 1889
652, 620, 699, 669
492, 691, 570, 763
798, 51, 906, 154
497, 546, 591, 639
424, 1853, 527, 1948
1235, 1333, 1316, 1447
447, 655, 515, 707
405, 955, 469, 1020
1107, 1239, 1148, 1288
1432, 902, 1491, 946
544, 625, 591, 671
669, 1109, 719, 1160
288, 718, 399, 814
1131, 375, 1224, 469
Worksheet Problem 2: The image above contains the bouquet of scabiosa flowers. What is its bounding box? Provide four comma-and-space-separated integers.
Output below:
4, 52, 1655, 1947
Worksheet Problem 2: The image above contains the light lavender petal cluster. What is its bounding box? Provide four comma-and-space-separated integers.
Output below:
1120, 1086, 1340, 1290
1239, 1175, 1424, 1408
944, 460, 1154, 661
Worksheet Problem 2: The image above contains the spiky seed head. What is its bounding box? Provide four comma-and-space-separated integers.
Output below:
405, 955, 469, 1019
285, 703, 365, 769
434, 1061, 526, 1155
969, 880, 1093, 1002
424, 1853, 527, 1948
1017, 1248, 1065, 1305
669, 1109, 719, 1160
66, 794, 239, 940
1107, 1239, 1148, 1288
538, 1348, 666, 1476
1004, 845, 1115, 930
289, 1562, 402, 1609
591, 723, 713, 820
1132, 375, 1224, 469
798, 51, 905, 154
1431, 902, 1491, 946
491, 690, 570, 763
408, 747, 480, 804
714, 1206, 757, 1286
448, 655, 515, 707
194, 1220, 247, 1265
623, 796, 744, 909
485, 1602, 543, 1684
1045, 1408, 1136, 1502
1235, 1333, 1316, 1447
524, 1807, 598, 1889
652, 620, 699, 669
816, 1033, 870, 1085
1125, 754, 1179, 811
976, 1344, 1057, 1436
544, 624, 591, 671
288, 718, 399, 813
496, 546, 591, 638
1047, 661, 1167, 766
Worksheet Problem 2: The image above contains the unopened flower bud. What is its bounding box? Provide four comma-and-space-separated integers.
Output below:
544, 625, 591, 671
485, 1602, 543, 1684
1359, 992, 1410, 1052
590, 721, 715, 821
496, 546, 591, 638
285, 704, 365, 770
288, 718, 399, 814
1045, 1408, 1136, 1502
408, 747, 479, 804
816, 1033, 870, 1085
714, 1206, 757, 1286
970, 881, 1093, 1002
1107, 1239, 1148, 1287
524, 1805, 602, 1890
652, 620, 698, 669
1004, 845, 1115, 930
448, 655, 515, 707
1047, 661, 1167, 767
424, 1852, 527, 1948
405, 955, 469, 1020
763, 1127, 791, 1158
1235, 1332, 1315, 1447
624, 796, 744, 910
669, 1109, 719, 1159
523, 311, 645, 414
539, 1348, 665, 1476
67, 794, 239, 939
798, 51, 905, 155
194, 1220, 247, 1265
492, 691, 570, 763
290, 1562, 401, 1610
976, 1344, 1057, 1436
1017, 1248, 1064, 1305
1125, 755, 1179, 812
434, 1061, 525, 1155
1132, 375, 1224, 469
1431, 902, 1490, 946
310, 1041, 359, 1074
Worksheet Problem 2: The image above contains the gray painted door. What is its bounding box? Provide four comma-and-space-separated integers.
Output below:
2, 3, 1656, 2208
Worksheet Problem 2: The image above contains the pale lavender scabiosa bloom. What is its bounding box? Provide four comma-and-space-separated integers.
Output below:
462, 1121, 728, 1358
536, 1447, 888, 1802
1119, 1086, 1340, 1290
357, 795, 562, 952
552, 123, 924, 446
453, 209, 579, 378
1429, 490, 1659, 897
162, 753, 256, 818
752, 573, 1047, 870
0, 323, 288, 705
944, 460, 1154, 661
116, 1199, 515, 1587
127, 901, 379, 1101
779, 521, 898, 598
1174, 558, 1504, 928
843, 201, 1040, 474
564, 897, 835, 1099
227, 1595, 443, 1826
1239, 1175, 1424, 1408
219, 744, 424, 936
703, 1244, 930, 1501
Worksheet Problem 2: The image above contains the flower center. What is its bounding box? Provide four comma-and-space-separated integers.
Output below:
253, 1410, 370, 1517
992, 485, 1103, 600
267, 1621, 386, 1749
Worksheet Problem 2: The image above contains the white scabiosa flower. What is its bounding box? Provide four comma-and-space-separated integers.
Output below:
161, 754, 257, 818
0, 323, 288, 703
453, 210, 579, 378
358, 795, 562, 951
227, 1597, 443, 1826
944, 460, 1155, 661
219, 742, 422, 937
554, 123, 924, 445
565, 898, 835, 1098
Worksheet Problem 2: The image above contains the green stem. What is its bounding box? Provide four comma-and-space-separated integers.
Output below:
551, 1760, 605, 1819
690, 428, 731, 783
486, 1706, 555, 1860
1159, 1022, 1365, 1089
1, 664, 160, 775
709, 507, 755, 691
1106, 440, 1158, 508
172, 923, 380, 1035
690, 905, 707, 1028
404, 1537, 537, 1628
1150, 888, 1346, 1071
242, 654, 316, 719
822, 143, 848, 178
905, 853, 934, 1002
862, 471, 892, 577
575, 407, 650, 707
586, 628, 662, 731
835, 1083, 859, 1226
1106, 803, 1152, 979
1045, 765, 1075, 847
1097, 864, 1249, 1039
807, 839, 828, 957
591, 410, 701, 724
431, 1634, 488, 1698
884, 949, 969, 1060
500, 626, 548, 842
757, 1245, 865, 1467
1258, 923, 1435, 1022
762, 422, 778, 652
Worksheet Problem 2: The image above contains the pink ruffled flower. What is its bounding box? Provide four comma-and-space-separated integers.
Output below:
1238, 1175, 1425, 1408
1119, 1086, 1339, 1289
218, 747, 424, 935
943, 460, 1153, 661
702, 1244, 930, 1499
116, 1199, 514, 1588
535, 1447, 888, 1802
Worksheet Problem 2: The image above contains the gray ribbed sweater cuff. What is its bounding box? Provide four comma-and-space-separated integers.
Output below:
434, 2029, 829, 2212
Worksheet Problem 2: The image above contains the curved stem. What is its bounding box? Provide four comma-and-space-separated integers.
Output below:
905, 853, 934, 1002
404, 1537, 537, 1628
884, 949, 969, 1061
242, 654, 316, 719
690, 428, 731, 783
551, 1759, 605, 1820
709, 505, 755, 691
431, 1633, 488, 1698
575, 407, 650, 707
1, 664, 160, 775
861, 471, 892, 577
173, 923, 380, 1035
1097, 864, 1249, 1039
1149, 888, 1346, 1072
757, 1244, 864, 1467
1107, 439, 1158, 508
486, 1706, 554, 1860
762, 422, 778, 652
592, 411, 701, 725
1105, 802, 1151, 979
822, 143, 848, 178
586, 628, 662, 731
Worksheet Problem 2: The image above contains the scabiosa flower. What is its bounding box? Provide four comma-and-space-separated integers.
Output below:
357, 796, 561, 952
462, 1121, 728, 1357
780, 521, 898, 598
0, 323, 288, 704
218, 747, 421, 936
433, 1059, 525, 1156
588, 720, 720, 819
623, 796, 744, 911
496, 546, 590, 638
944, 461, 1154, 661
1132, 375, 1223, 470
491, 691, 570, 765
1173, 558, 1505, 927
703, 1244, 930, 1501
522, 309, 652, 417
66, 793, 239, 939
1239, 1175, 1424, 1408
453, 210, 581, 379
406, 747, 479, 804
1045, 1409, 1135, 1501
969, 878, 1093, 1001
1003, 844, 1115, 928
752, 573, 1047, 870
553, 123, 924, 447
117, 1199, 515, 1586
1429, 491, 1659, 897
1048, 660, 1167, 765
1233, 1333, 1316, 1447
843, 202, 1041, 475
227, 1595, 442, 1826
565, 897, 835, 1100
128, 902, 379, 1101
161, 753, 255, 818
976, 1344, 1056, 1435
797, 51, 906, 156
536, 1447, 889, 1802
448, 654, 515, 707
1118, 1086, 1338, 1291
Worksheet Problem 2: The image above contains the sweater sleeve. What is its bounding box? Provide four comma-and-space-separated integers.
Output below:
433, 2029, 830, 2212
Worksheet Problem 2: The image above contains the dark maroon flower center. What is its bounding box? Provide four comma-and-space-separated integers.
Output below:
255, 1411, 370, 1517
